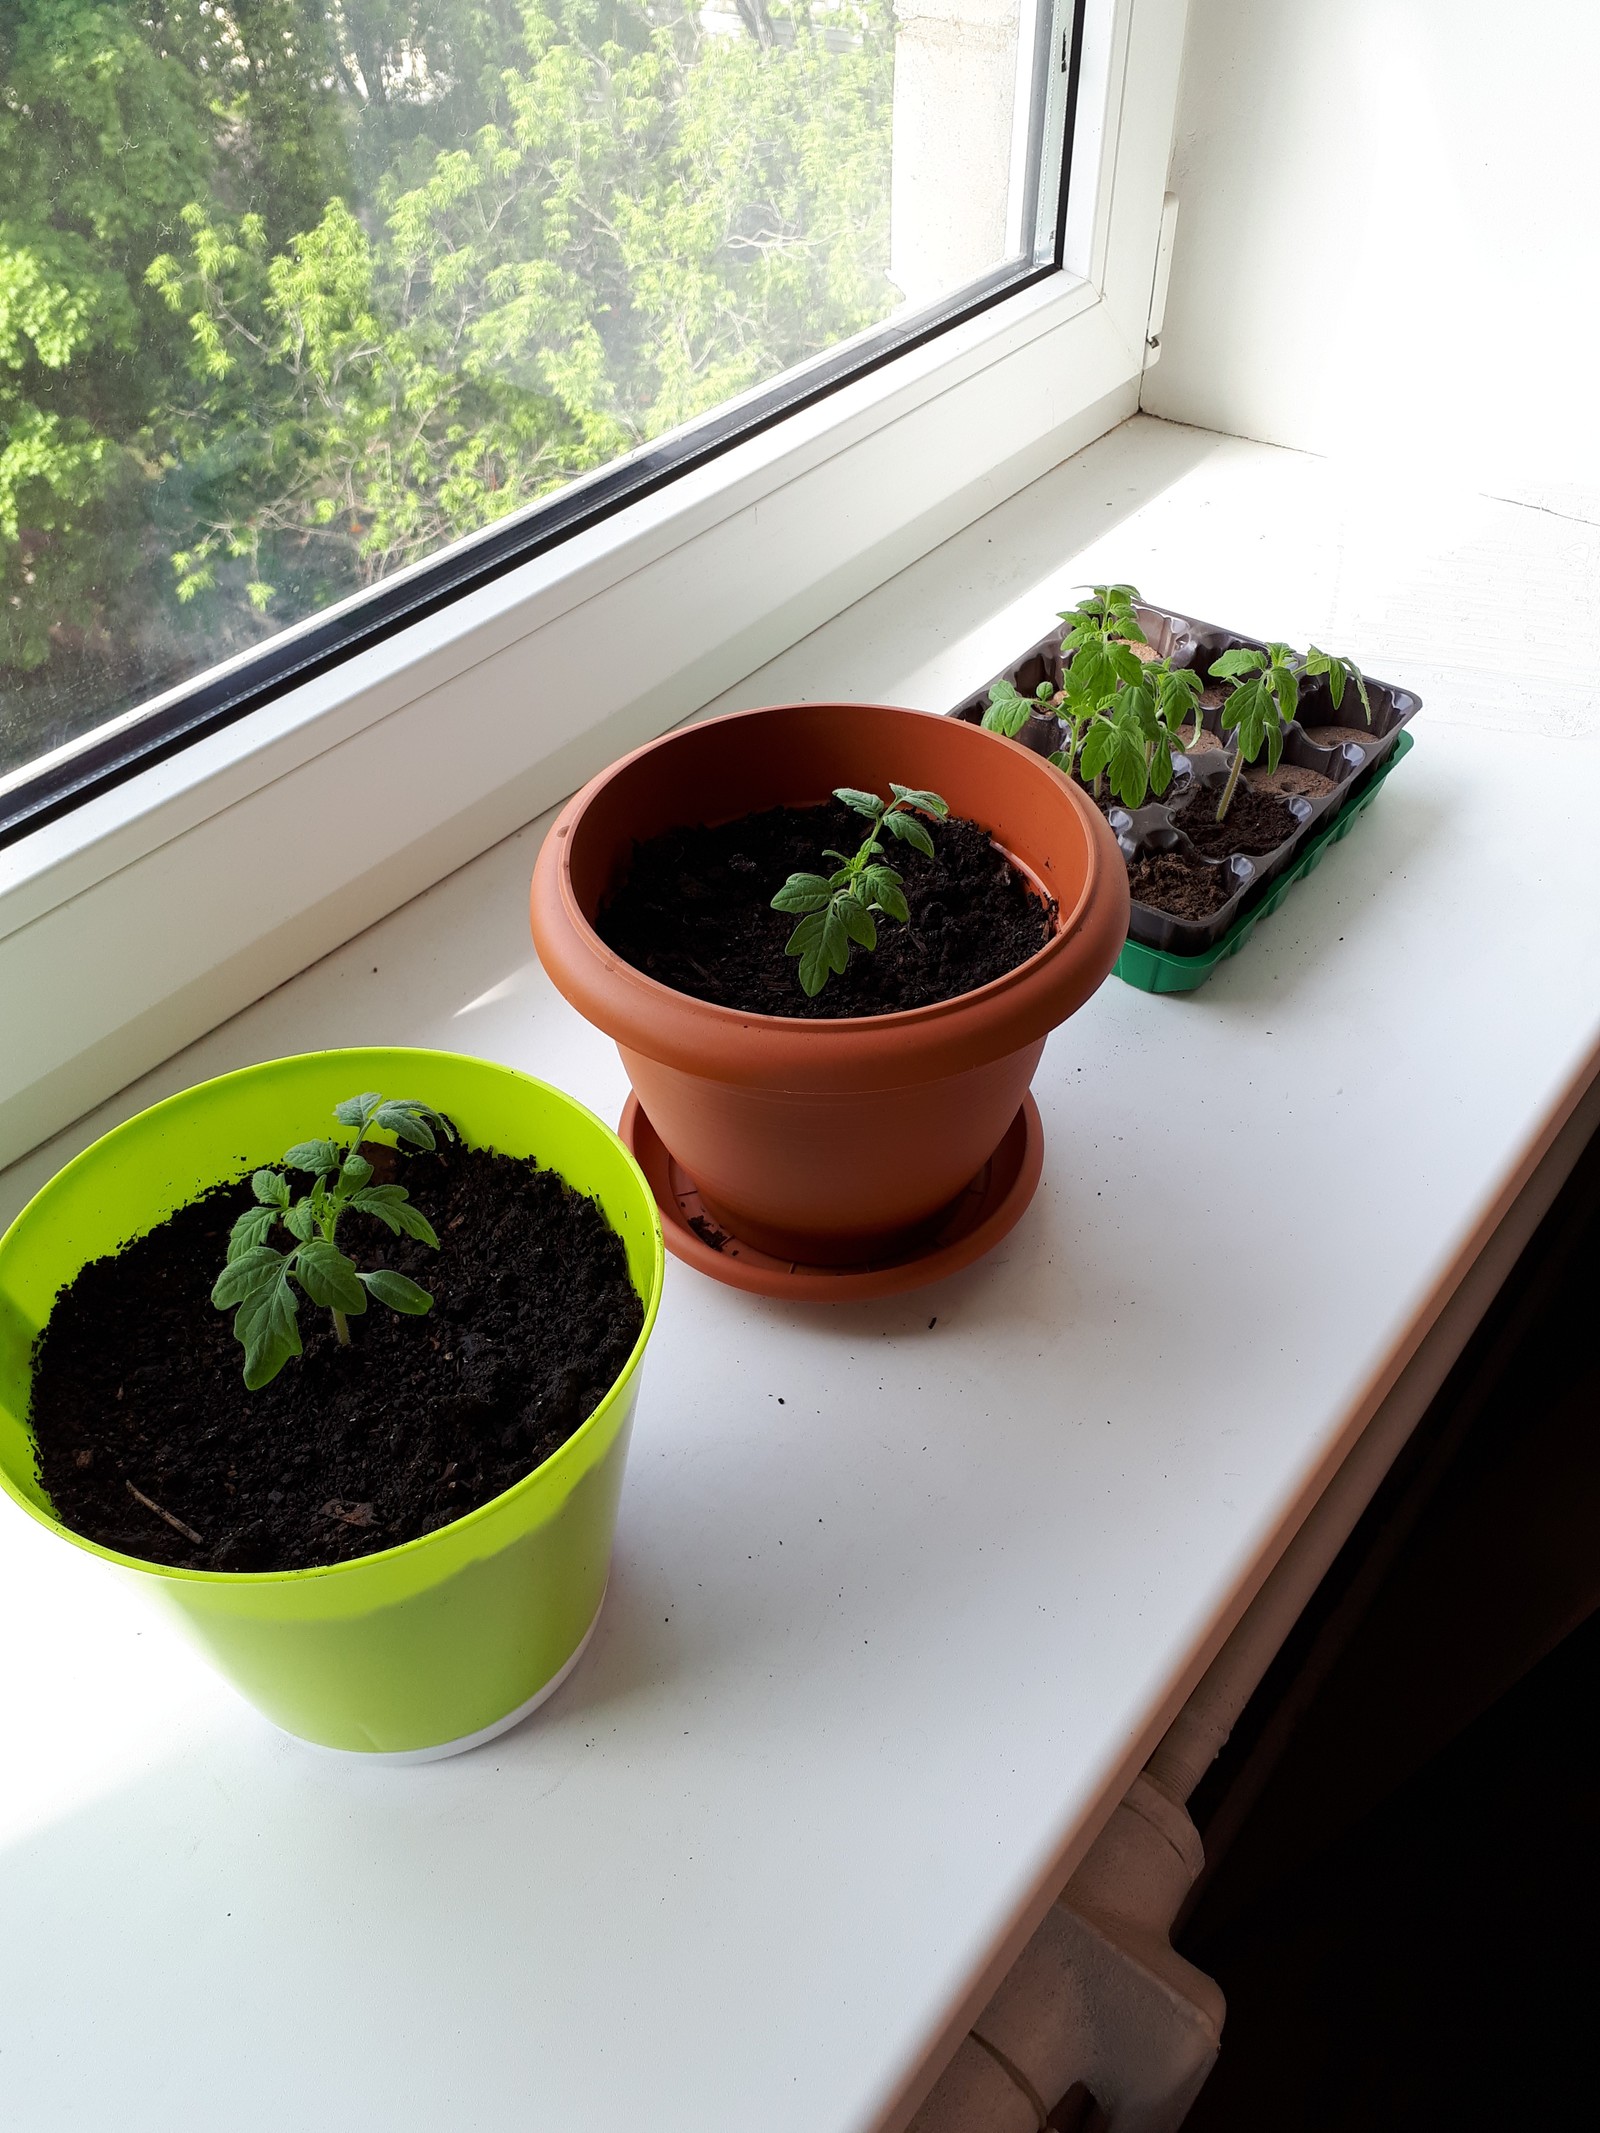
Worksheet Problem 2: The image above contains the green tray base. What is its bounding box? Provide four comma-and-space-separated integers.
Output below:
1113, 730, 1414, 995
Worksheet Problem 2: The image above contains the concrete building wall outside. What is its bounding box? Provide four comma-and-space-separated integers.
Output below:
890, 0, 1027, 307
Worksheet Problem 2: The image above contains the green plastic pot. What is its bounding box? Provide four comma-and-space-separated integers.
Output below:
0, 1048, 664, 1760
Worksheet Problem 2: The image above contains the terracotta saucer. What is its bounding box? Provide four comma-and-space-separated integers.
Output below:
618, 1093, 1044, 1301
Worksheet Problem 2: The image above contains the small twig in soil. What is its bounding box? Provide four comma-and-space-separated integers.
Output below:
125, 1480, 206, 1547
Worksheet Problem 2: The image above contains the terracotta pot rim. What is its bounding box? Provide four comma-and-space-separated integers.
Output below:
547, 702, 1100, 1033
532, 701, 1131, 1093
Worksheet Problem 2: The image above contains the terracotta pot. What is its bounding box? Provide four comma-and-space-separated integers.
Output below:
530, 703, 1128, 1264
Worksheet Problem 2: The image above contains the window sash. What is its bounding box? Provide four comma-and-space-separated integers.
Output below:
0, 0, 1089, 852
0, 0, 1191, 1171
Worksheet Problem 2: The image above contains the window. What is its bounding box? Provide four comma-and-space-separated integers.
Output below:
1, 0, 1184, 1173
1, 0, 1083, 843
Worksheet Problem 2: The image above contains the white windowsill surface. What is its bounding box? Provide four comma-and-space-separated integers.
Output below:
3, 414, 1598, 2133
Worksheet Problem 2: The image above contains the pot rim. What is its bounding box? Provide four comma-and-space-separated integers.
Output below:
533, 702, 1127, 1082
0, 1046, 665, 1588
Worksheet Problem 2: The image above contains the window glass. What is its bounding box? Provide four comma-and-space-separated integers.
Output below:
1, 1, 1059, 791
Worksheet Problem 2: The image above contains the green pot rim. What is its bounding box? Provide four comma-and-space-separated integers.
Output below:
0, 1046, 665, 1588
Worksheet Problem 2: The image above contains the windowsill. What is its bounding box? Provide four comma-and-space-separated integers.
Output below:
0, 0, 1203, 1174
5, 414, 1599, 2131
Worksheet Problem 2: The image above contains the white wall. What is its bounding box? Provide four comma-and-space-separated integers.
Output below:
1144, 0, 1600, 502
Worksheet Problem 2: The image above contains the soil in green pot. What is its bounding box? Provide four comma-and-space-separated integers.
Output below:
28, 1137, 644, 1573
596, 799, 1055, 1018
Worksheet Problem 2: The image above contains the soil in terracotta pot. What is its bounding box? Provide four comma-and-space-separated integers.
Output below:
1127, 851, 1236, 920
1165, 782, 1298, 859
597, 800, 1055, 1018
28, 1138, 644, 1573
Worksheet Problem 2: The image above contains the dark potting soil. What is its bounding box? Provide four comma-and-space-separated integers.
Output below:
596, 800, 1055, 1018
1127, 851, 1236, 920
1167, 781, 1298, 859
28, 1140, 644, 1573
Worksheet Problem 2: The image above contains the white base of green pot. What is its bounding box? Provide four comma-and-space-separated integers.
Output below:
291, 1586, 607, 1764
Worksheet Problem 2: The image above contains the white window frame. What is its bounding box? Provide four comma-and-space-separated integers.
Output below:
0, 0, 1190, 1170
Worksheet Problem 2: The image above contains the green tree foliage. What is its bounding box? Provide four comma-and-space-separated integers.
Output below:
1, 4, 221, 684
225, 2, 353, 245
1, 0, 896, 757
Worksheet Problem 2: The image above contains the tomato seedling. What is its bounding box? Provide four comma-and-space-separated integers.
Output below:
211, 1092, 454, 1388
984, 585, 1204, 808
1209, 641, 1371, 820
770, 784, 949, 996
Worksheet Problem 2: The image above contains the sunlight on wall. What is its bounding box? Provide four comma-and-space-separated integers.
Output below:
1145, 0, 1600, 499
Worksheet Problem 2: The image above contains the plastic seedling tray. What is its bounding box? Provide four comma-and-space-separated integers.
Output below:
947, 602, 1421, 991
1111, 730, 1413, 993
